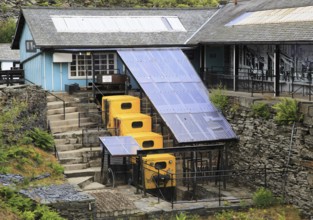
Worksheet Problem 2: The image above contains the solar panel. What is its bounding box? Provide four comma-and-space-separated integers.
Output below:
51, 16, 186, 33
118, 49, 237, 143
99, 136, 142, 156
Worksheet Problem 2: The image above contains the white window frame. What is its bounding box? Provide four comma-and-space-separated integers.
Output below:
69, 53, 117, 79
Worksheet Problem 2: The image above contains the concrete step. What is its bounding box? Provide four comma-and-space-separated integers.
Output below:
47, 101, 68, 110
47, 106, 78, 116
63, 163, 89, 171
53, 130, 84, 139
56, 143, 83, 152
47, 112, 80, 121
59, 157, 84, 165
47, 95, 57, 102
51, 122, 98, 133
58, 147, 101, 159
67, 176, 94, 189
83, 182, 106, 191
50, 118, 90, 127
54, 138, 80, 145
64, 167, 101, 178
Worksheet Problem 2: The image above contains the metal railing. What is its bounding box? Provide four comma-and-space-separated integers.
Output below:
202, 66, 313, 100
25, 78, 66, 120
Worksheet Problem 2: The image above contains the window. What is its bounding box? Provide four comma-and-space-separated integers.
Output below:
142, 140, 154, 148
25, 40, 36, 52
70, 52, 116, 79
94, 53, 117, 75
121, 102, 132, 109
132, 121, 143, 128
155, 162, 167, 170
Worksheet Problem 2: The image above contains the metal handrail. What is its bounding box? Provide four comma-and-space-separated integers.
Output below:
24, 78, 66, 120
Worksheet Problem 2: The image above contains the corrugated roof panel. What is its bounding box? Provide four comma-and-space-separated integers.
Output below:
118, 49, 237, 143
51, 16, 186, 33
99, 136, 141, 156
227, 6, 313, 26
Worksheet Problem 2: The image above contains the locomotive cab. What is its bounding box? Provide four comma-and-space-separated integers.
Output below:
114, 113, 152, 136
102, 95, 140, 130
143, 154, 176, 189
127, 132, 163, 164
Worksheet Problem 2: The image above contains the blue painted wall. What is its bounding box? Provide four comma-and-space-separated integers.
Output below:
20, 24, 40, 62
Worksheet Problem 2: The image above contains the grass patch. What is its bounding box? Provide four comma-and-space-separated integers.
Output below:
212, 205, 301, 220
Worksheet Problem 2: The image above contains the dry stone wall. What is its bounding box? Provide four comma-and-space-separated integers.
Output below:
225, 96, 313, 217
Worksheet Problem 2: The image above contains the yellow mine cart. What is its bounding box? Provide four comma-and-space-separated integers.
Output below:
143, 154, 176, 189
114, 113, 151, 136
102, 95, 140, 129
127, 132, 163, 163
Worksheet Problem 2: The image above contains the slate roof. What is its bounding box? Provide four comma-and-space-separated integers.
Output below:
0, 43, 19, 61
12, 8, 217, 49
188, 0, 313, 44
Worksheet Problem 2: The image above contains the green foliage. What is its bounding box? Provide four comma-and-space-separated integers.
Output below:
28, 128, 55, 152
210, 84, 229, 112
34, 205, 64, 220
272, 98, 301, 124
176, 212, 187, 220
252, 187, 276, 208
49, 162, 64, 175
0, 18, 16, 43
251, 102, 271, 119
0, 187, 64, 220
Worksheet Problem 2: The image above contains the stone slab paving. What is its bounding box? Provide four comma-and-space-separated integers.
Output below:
86, 185, 252, 219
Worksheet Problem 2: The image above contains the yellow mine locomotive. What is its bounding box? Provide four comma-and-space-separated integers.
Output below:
102, 95, 176, 190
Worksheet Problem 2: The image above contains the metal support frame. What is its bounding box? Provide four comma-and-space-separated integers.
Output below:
274, 45, 280, 97
137, 143, 224, 156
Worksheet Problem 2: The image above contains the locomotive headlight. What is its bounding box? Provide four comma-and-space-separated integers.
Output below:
169, 160, 173, 164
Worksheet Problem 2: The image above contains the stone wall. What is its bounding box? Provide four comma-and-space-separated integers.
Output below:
225, 96, 313, 217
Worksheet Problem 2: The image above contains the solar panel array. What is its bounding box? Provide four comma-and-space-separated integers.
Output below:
99, 136, 142, 156
51, 16, 186, 33
118, 49, 237, 143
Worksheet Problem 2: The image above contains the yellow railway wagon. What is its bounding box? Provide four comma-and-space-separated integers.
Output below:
114, 113, 152, 136
127, 132, 163, 164
143, 154, 176, 189
102, 95, 140, 129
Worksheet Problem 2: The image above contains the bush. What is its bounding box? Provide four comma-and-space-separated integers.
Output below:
272, 98, 301, 124
252, 187, 276, 208
28, 128, 55, 151
0, 18, 16, 43
251, 102, 270, 119
210, 84, 229, 112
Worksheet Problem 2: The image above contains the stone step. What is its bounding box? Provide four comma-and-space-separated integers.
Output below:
63, 163, 89, 171
67, 176, 94, 189
59, 157, 84, 165
47, 95, 57, 102
47, 101, 69, 110
83, 182, 106, 191
56, 143, 84, 152
51, 122, 98, 133
50, 118, 90, 127
64, 167, 101, 178
47, 106, 78, 116
58, 147, 101, 159
47, 112, 80, 121
54, 138, 80, 145
53, 130, 84, 139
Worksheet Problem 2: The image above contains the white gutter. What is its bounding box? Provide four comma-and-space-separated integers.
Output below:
184, 8, 222, 45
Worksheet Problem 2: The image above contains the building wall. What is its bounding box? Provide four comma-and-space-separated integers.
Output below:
205, 45, 225, 70
20, 24, 40, 62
